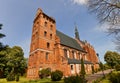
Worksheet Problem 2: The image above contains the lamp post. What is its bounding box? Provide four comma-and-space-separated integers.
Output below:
96, 53, 105, 78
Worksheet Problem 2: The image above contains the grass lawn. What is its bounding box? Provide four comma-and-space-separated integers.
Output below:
100, 79, 111, 83
0, 77, 28, 83
0, 77, 64, 83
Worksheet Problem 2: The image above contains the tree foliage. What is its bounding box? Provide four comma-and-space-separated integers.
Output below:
0, 46, 27, 78
0, 24, 5, 38
0, 24, 27, 79
104, 51, 120, 68
87, 0, 120, 50
0, 24, 6, 51
88, 0, 120, 30
109, 71, 120, 83
6, 46, 27, 75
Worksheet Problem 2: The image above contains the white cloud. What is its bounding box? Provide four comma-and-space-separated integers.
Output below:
93, 23, 110, 32
71, 0, 88, 5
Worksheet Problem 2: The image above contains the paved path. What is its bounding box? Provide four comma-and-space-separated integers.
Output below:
86, 69, 113, 83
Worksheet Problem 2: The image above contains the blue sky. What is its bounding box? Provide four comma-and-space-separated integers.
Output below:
0, 0, 116, 62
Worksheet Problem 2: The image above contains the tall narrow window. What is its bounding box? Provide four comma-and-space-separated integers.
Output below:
43, 15, 45, 18
36, 32, 38, 37
47, 42, 50, 48
71, 65, 73, 70
44, 22, 47, 27
46, 52, 49, 61
44, 31, 47, 37
36, 21, 39, 27
50, 25, 53, 30
80, 53, 81, 60
64, 49, 67, 58
74, 52, 76, 59
72, 51, 74, 59
78, 53, 81, 60
50, 34, 52, 39
67, 50, 70, 58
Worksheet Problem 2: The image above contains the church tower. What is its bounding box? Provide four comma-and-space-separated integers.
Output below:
27, 8, 56, 79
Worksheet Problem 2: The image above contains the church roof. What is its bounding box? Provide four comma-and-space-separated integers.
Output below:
68, 58, 93, 64
56, 30, 85, 52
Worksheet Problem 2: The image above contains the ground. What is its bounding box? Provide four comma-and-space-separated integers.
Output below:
0, 77, 63, 83
0, 69, 113, 83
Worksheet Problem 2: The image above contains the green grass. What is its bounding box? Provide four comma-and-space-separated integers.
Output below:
0, 77, 64, 83
101, 79, 111, 83
0, 77, 28, 83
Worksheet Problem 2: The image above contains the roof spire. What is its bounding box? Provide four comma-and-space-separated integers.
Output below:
74, 23, 80, 40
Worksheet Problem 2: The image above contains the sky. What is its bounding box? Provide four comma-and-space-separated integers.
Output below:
0, 0, 116, 62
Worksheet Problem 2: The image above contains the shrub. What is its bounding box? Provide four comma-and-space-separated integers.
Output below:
64, 75, 87, 83
16, 74, 20, 82
6, 73, 15, 81
39, 68, 51, 78
115, 65, 120, 71
51, 70, 63, 81
104, 64, 111, 70
108, 71, 120, 83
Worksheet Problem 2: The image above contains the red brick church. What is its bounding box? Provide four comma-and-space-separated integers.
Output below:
27, 8, 99, 79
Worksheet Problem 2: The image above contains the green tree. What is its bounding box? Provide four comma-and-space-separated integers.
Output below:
0, 24, 5, 38
0, 24, 27, 79
6, 46, 27, 81
6, 46, 27, 75
80, 58, 86, 78
0, 23, 9, 77
0, 47, 7, 77
0, 24, 6, 51
104, 51, 120, 68
0, 45, 27, 79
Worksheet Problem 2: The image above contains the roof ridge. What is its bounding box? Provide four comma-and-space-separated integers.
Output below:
56, 30, 75, 40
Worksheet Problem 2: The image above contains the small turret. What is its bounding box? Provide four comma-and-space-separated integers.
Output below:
75, 25, 80, 40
